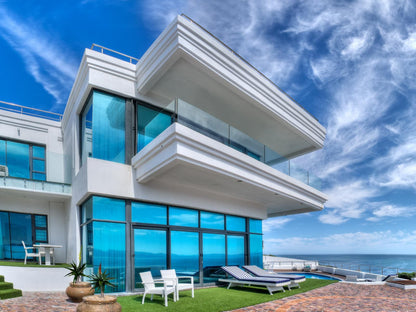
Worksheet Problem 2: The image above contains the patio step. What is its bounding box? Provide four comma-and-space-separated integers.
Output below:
0, 275, 22, 300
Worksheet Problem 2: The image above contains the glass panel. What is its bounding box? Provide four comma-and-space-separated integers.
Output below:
92, 196, 125, 222
81, 223, 93, 267
32, 146, 45, 159
249, 219, 262, 234
0, 140, 5, 165
131, 202, 166, 225
81, 197, 93, 224
230, 127, 263, 161
33, 159, 45, 172
81, 96, 93, 165
200, 211, 224, 230
226, 215, 246, 232
35, 229, 47, 242
137, 104, 172, 152
202, 233, 226, 283
171, 231, 199, 283
7, 141, 30, 179
35, 215, 47, 227
227, 235, 245, 266
92, 91, 125, 163
250, 234, 263, 267
91, 222, 126, 292
32, 173, 46, 181
10, 213, 32, 260
0, 212, 11, 259
134, 229, 166, 288
169, 207, 198, 227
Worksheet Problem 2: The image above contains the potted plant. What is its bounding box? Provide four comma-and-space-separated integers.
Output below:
77, 264, 121, 312
65, 261, 95, 302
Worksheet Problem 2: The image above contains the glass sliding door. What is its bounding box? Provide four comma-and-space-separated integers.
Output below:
227, 235, 245, 266
202, 233, 225, 283
171, 231, 199, 283
134, 228, 167, 288
10, 213, 32, 260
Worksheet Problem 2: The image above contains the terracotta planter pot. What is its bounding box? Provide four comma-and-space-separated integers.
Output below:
77, 295, 122, 312
66, 282, 95, 302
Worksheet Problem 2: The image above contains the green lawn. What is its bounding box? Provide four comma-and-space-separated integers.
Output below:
117, 279, 337, 312
0, 260, 68, 268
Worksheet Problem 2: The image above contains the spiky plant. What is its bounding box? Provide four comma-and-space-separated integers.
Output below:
88, 264, 116, 297
65, 261, 87, 283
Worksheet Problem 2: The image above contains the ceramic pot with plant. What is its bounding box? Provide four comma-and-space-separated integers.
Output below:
77, 264, 121, 312
65, 261, 95, 302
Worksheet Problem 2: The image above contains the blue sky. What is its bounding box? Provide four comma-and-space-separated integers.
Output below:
1, 1, 416, 254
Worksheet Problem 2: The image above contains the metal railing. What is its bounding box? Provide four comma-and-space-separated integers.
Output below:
90, 44, 139, 64
0, 100, 63, 122
319, 261, 416, 276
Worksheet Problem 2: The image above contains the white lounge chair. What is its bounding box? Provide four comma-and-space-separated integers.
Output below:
160, 269, 194, 300
22, 241, 41, 265
139, 271, 176, 307
219, 266, 291, 295
243, 265, 306, 289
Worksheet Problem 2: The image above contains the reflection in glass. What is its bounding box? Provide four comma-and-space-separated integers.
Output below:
226, 215, 246, 232
227, 235, 245, 266
10, 213, 32, 260
169, 207, 198, 227
200, 211, 224, 230
81, 197, 93, 224
0, 140, 5, 165
134, 229, 167, 288
0, 212, 11, 259
249, 219, 262, 234
7, 141, 30, 179
202, 233, 225, 282
32, 146, 45, 159
137, 104, 172, 152
132, 202, 166, 225
171, 231, 199, 283
250, 234, 263, 267
91, 221, 126, 292
93, 196, 125, 222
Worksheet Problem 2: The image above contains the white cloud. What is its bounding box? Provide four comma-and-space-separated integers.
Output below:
0, 7, 77, 106
262, 217, 292, 232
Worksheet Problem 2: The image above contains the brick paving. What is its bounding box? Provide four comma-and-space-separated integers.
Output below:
1, 283, 416, 311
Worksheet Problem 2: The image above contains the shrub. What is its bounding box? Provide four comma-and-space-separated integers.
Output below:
398, 272, 415, 280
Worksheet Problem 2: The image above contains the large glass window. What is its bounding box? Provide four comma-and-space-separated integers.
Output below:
137, 104, 172, 152
81, 90, 126, 164
227, 235, 245, 266
171, 231, 199, 283
0, 139, 46, 181
0, 212, 11, 259
202, 233, 225, 283
81, 197, 125, 222
169, 207, 198, 227
226, 215, 246, 232
132, 202, 166, 225
249, 219, 262, 234
200, 211, 224, 230
134, 228, 167, 288
249, 234, 263, 267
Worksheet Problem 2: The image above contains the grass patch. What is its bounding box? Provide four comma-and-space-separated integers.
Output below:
117, 279, 337, 312
0, 260, 68, 268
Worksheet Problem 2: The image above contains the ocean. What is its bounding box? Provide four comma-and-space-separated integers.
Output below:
280, 254, 416, 274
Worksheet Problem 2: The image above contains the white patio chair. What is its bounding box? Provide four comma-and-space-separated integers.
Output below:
160, 269, 194, 300
39, 247, 55, 265
22, 241, 41, 265
140, 271, 176, 307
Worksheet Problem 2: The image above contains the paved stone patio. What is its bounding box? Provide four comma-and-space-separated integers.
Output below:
1, 283, 416, 311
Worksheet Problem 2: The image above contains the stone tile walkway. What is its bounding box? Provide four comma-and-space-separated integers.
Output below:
1, 283, 416, 311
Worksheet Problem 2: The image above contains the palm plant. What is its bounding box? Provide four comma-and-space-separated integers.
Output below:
88, 264, 116, 297
65, 261, 87, 283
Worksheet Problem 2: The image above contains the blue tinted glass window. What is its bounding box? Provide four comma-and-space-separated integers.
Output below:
7, 141, 30, 179
171, 231, 199, 283
92, 197, 125, 222
200, 211, 224, 230
81, 97, 93, 165
81, 198, 93, 224
10, 213, 32, 260
35, 229, 47, 242
227, 235, 245, 266
35, 215, 47, 227
92, 222, 126, 292
134, 228, 166, 288
0, 212, 11, 259
137, 105, 172, 152
226, 215, 246, 232
132, 202, 167, 225
32, 146, 45, 159
202, 233, 226, 282
33, 159, 45, 172
249, 219, 262, 234
249, 234, 263, 267
32, 173, 46, 181
0, 140, 5, 165
169, 207, 198, 227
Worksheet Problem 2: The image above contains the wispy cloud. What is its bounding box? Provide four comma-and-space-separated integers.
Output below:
0, 6, 77, 107
263, 217, 292, 232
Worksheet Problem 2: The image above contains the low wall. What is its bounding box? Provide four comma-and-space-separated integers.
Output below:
317, 265, 384, 281
1, 266, 72, 291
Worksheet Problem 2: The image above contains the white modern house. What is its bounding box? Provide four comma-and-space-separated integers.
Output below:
0, 15, 327, 292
